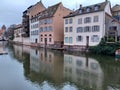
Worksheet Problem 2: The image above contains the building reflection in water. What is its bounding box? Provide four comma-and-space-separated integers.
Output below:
7, 44, 120, 90
0, 41, 7, 53
13, 45, 30, 62
30, 48, 64, 84
13, 45, 30, 77
64, 54, 104, 90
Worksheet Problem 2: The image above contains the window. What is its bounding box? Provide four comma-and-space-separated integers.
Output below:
77, 27, 83, 33
40, 27, 43, 32
86, 7, 90, 12
94, 6, 99, 11
94, 16, 99, 22
44, 19, 47, 24
65, 37, 69, 43
69, 37, 73, 43
84, 26, 91, 32
84, 17, 91, 23
49, 26, 53, 31
78, 18, 82, 24
65, 27, 68, 32
65, 19, 68, 24
36, 30, 37, 35
92, 26, 100, 32
69, 27, 73, 32
44, 27, 47, 32
79, 9, 82, 14
49, 18, 53, 24
76, 60, 83, 66
76, 36, 83, 42
91, 35, 99, 42
49, 34, 52, 36
69, 18, 73, 24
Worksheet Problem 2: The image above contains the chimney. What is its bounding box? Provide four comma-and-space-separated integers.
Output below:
105, 0, 108, 2
80, 4, 82, 9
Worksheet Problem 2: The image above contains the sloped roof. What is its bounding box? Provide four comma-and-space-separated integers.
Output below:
37, 2, 61, 19
64, 1, 108, 18
105, 13, 120, 25
112, 4, 120, 12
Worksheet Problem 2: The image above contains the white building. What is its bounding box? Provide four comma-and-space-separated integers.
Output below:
64, 0, 112, 50
30, 19, 40, 44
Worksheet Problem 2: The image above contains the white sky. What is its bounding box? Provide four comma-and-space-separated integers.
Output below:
0, 0, 120, 28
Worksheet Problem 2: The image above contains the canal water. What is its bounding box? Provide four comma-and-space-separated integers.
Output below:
0, 42, 120, 90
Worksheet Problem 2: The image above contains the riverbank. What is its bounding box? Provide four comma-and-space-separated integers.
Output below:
9, 40, 88, 52
9, 39, 120, 56
89, 39, 120, 56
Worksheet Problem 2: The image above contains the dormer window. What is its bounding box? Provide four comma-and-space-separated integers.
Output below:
86, 7, 90, 12
94, 5, 99, 11
79, 9, 82, 14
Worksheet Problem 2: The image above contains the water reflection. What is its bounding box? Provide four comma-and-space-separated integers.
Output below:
64, 54, 103, 90
30, 48, 64, 84
9, 44, 120, 90
0, 41, 7, 54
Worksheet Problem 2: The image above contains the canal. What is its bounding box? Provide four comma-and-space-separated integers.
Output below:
0, 42, 120, 90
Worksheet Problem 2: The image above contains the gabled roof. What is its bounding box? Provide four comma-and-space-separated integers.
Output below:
37, 2, 61, 19
112, 4, 120, 12
64, 1, 108, 18
105, 13, 120, 25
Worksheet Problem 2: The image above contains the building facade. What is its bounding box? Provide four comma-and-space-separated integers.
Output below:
22, 10, 30, 37
30, 17, 40, 44
112, 4, 120, 22
13, 24, 22, 44
38, 2, 71, 48
105, 13, 120, 42
0, 25, 6, 40
64, 1, 112, 50
29, 1, 46, 45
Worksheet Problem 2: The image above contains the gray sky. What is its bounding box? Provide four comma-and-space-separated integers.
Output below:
0, 0, 120, 28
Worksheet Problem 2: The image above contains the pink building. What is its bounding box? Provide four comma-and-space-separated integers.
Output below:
38, 2, 72, 48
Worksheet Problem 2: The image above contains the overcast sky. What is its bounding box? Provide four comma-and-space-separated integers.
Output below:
0, 0, 120, 28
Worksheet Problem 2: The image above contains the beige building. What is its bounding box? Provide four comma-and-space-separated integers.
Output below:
112, 4, 120, 22
38, 2, 72, 48
28, 0, 46, 19
14, 24, 22, 44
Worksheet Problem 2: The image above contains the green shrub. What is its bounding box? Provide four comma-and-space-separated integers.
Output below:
89, 38, 120, 56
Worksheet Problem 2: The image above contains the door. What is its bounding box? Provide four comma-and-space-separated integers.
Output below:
35, 39, 37, 43
86, 36, 89, 48
44, 38, 47, 47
